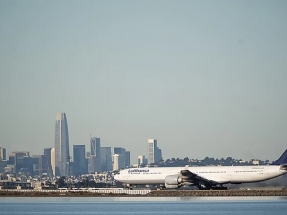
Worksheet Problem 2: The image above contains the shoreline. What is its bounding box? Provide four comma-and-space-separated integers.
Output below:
1, 190, 287, 197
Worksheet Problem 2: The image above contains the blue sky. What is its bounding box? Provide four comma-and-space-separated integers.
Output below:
1, 0, 287, 163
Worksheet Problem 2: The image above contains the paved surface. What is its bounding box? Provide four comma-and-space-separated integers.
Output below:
148, 190, 287, 196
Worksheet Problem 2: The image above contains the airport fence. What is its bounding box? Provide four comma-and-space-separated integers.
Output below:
0, 188, 151, 195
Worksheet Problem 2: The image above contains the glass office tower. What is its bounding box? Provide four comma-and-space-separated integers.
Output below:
55, 113, 70, 176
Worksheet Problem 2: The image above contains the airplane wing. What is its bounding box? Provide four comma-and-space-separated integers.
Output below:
180, 169, 220, 186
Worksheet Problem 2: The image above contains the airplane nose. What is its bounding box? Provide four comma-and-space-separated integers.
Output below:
114, 174, 119, 181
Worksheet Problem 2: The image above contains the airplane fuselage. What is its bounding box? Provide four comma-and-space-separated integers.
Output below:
115, 165, 286, 185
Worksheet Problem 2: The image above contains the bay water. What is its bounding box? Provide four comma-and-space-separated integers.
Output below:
0, 197, 286, 215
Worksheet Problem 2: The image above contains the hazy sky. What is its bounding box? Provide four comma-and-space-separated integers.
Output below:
1, 0, 287, 164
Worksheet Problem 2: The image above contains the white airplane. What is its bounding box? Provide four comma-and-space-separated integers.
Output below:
114, 149, 287, 190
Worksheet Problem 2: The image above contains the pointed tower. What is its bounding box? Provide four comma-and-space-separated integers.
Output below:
54, 113, 70, 176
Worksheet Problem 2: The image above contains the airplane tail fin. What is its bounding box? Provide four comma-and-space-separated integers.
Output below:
273, 149, 287, 165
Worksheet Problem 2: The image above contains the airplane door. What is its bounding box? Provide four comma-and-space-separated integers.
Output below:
227, 169, 232, 182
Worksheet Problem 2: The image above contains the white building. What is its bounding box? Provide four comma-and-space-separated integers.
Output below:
138, 155, 148, 166
113, 154, 125, 171
51, 147, 55, 177
0, 147, 6, 160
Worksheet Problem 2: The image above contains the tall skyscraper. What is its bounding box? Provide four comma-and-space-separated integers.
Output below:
148, 139, 162, 164
114, 147, 128, 168
0, 147, 6, 173
90, 137, 101, 157
32, 155, 43, 175
125, 151, 130, 167
114, 147, 126, 155
0, 159, 6, 173
0, 147, 6, 160
54, 113, 70, 176
88, 155, 101, 173
7, 152, 16, 173
73, 145, 86, 176
100, 147, 112, 171
9, 151, 33, 175
43, 148, 53, 177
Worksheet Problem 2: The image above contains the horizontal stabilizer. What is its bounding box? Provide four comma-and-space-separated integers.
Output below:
273, 149, 287, 165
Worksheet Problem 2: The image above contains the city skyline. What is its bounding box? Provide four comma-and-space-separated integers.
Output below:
0, 109, 286, 165
0, 110, 286, 164
1, 1, 287, 163
0, 138, 281, 165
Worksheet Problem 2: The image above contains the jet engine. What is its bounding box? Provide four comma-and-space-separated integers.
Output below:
164, 174, 183, 188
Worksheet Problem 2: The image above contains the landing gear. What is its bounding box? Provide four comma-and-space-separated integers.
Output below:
215, 184, 228, 190
197, 186, 211, 190
197, 184, 228, 190
211, 186, 228, 190
124, 183, 133, 190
